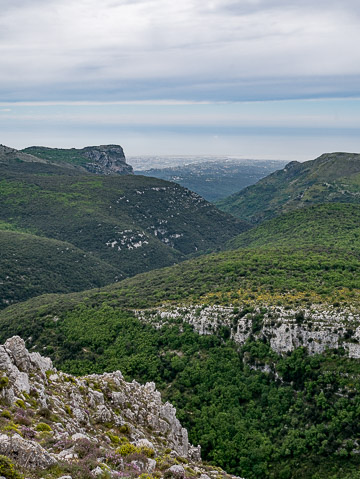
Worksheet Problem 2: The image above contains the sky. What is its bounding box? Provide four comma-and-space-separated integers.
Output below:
1, 0, 360, 160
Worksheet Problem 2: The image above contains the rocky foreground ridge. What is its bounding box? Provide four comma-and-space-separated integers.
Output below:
0, 336, 237, 479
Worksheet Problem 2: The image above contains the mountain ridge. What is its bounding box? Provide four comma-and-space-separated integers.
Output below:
22, 144, 134, 175
216, 152, 360, 223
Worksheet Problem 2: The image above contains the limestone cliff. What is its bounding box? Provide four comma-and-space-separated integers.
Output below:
81, 145, 133, 175
135, 302, 360, 358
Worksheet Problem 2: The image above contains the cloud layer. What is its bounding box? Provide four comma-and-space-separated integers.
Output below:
1, 0, 360, 101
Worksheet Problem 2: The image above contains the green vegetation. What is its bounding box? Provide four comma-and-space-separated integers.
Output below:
116, 443, 155, 457
217, 152, 360, 223
2, 304, 360, 478
3, 148, 360, 478
1, 228, 360, 478
0, 230, 119, 309
227, 203, 360, 252
0, 243, 359, 327
35, 422, 52, 432
22, 146, 89, 166
0, 158, 246, 307
0, 455, 23, 479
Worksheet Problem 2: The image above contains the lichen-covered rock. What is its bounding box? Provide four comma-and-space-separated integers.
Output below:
0, 433, 56, 469
167, 465, 186, 478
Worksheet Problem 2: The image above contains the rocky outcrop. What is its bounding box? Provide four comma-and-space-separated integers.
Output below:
135, 303, 360, 357
81, 145, 133, 175
0, 336, 237, 479
0, 433, 56, 469
0, 144, 48, 164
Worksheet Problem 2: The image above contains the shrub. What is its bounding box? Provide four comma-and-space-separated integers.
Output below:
63, 405, 72, 416
119, 423, 131, 434
140, 446, 155, 458
295, 310, 305, 324
1, 410, 11, 420
35, 422, 52, 432
14, 413, 31, 426
0, 455, 23, 479
116, 443, 139, 456
21, 425, 35, 439
0, 376, 9, 390
4, 422, 21, 434
14, 399, 25, 409
74, 438, 100, 460
39, 407, 51, 419
107, 432, 120, 444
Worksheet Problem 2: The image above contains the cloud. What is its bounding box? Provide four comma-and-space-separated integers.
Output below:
1, 0, 360, 101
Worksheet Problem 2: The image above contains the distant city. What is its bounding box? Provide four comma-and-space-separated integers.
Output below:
128, 155, 286, 170
130, 156, 288, 202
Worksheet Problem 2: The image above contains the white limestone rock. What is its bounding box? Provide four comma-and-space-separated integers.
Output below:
0, 433, 56, 469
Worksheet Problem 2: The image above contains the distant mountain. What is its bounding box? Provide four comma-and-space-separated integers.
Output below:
216, 152, 360, 223
22, 144, 133, 175
136, 159, 287, 202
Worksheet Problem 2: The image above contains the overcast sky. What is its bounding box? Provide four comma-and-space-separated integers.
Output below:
1, 0, 360, 158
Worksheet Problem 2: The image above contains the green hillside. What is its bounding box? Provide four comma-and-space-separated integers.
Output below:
0, 147, 248, 306
22, 146, 90, 166
0, 164, 247, 277
1, 233, 360, 478
217, 152, 360, 223
226, 203, 360, 251
0, 229, 119, 308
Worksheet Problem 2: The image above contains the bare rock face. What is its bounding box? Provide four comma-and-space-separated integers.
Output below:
0, 336, 234, 479
136, 303, 360, 358
81, 145, 134, 175
0, 433, 56, 469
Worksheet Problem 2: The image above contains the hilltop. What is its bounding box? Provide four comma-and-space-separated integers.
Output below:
22, 145, 134, 175
0, 144, 52, 165
216, 152, 360, 223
